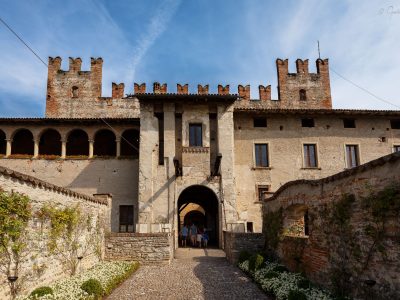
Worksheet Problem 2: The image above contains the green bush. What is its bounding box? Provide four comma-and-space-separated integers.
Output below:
272, 265, 288, 273
297, 278, 311, 289
265, 271, 280, 279
30, 286, 53, 298
238, 250, 251, 264
288, 289, 307, 300
81, 279, 103, 299
249, 254, 264, 271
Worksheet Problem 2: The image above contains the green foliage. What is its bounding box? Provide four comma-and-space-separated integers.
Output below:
81, 279, 103, 299
331, 193, 355, 227
102, 262, 139, 295
30, 286, 53, 298
265, 271, 279, 279
272, 265, 288, 273
249, 254, 264, 271
297, 278, 311, 289
238, 250, 251, 264
288, 289, 307, 300
263, 208, 283, 250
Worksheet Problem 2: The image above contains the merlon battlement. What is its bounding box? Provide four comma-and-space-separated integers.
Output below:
48, 56, 103, 74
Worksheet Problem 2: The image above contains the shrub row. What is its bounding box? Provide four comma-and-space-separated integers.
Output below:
238, 252, 333, 300
24, 261, 139, 299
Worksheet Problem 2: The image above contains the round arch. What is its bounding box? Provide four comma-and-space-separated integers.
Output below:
177, 185, 220, 247
120, 129, 139, 158
11, 129, 34, 156
39, 129, 61, 156
0, 129, 6, 155
94, 129, 116, 157
66, 129, 89, 156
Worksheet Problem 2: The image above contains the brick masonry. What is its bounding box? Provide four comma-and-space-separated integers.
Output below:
224, 231, 265, 264
105, 232, 174, 265
264, 152, 400, 299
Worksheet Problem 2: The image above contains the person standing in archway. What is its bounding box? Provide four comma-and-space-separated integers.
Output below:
190, 223, 197, 247
180, 224, 189, 247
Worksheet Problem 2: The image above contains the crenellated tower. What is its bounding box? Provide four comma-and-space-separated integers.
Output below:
276, 58, 332, 109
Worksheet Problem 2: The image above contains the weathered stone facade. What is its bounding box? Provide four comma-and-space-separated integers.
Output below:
105, 232, 174, 265
0, 56, 399, 254
0, 166, 111, 299
263, 152, 400, 299
223, 231, 265, 264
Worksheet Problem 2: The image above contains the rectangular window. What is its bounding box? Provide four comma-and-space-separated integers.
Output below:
189, 124, 202, 147
345, 145, 360, 168
343, 119, 356, 128
390, 119, 400, 129
303, 144, 318, 168
119, 205, 134, 233
253, 117, 267, 127
246, 222, 254, 233
255, 144, 269, 167
301, 118, 315, 127
394, 145, 400, 153
257, 185, 270, 201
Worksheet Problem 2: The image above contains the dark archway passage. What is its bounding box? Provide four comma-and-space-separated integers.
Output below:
120, 129, 139, 158
12, 129, 34, 155
178, 185, 219, 247
94, 129, 116, 157
0, 130, 6, 155
39, 129, 61, 156
67, 129, 89, 156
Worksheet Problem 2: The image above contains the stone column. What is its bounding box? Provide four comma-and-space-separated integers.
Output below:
116, 139, 121, 158
5, 139, 12, 157
61, 139, 67, 159
33, 139, 39, 158
89, 140, 94, 158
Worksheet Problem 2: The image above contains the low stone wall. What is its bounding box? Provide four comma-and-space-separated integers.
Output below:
224, 231, 265, 264
105, 232, 174, 265
264, 152, 400, 299
0, 166, 111, 300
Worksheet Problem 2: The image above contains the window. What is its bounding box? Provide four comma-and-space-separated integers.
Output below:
394, 145, 400, 153
299, 89, 307, 101
303, 144, 318, 168
346, 145, 360, 168
246, 222, 254, 233
189, 124, 202, 147
255, 144, 269, 167
390, 119, 400, 129
119, 205, 134, 232
253, 117, 267, 127
343, 119, 356, 128
71, 86, 79, 98
257, 185, 270, 201
301, 118, 314, 127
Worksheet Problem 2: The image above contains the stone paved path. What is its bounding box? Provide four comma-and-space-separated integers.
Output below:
107, 248, 269, 300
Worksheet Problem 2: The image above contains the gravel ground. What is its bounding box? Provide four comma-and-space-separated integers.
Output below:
107, 248, 269, 300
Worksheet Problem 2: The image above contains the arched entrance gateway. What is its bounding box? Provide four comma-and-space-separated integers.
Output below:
177, 185, 220, 247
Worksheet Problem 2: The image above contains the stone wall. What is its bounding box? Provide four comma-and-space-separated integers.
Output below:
105, 232, 174, 265
0, 166, 111, 299
263, 152, 400, 299
224, 231, 265, 264
233, 112, 400, 233
0, 158, 138, 232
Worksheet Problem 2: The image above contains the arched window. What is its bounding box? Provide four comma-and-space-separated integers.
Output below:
71, 86, 79, 98
284, 204, 309, 237
39, 129, 61, 156
0, 129, 6, 155
66, 129, 88, 157
94, 129, 116, 157
120, 129, 139, 158
299, 89, 307, 101
11, 129, 34, 156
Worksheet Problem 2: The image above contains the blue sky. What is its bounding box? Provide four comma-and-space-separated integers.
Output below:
0, 0, 400, 117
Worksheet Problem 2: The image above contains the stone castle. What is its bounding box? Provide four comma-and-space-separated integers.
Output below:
0, 56, 399, 248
